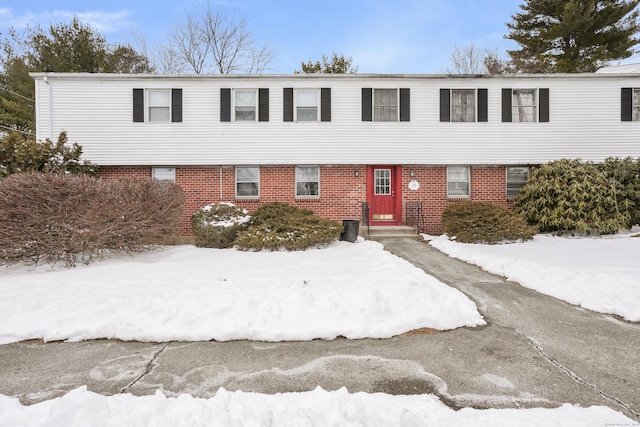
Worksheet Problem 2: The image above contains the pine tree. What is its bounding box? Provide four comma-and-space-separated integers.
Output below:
506, 0, 640, 72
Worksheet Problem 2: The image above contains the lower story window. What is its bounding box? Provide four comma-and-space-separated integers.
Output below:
296, 166, 319, 197
506, 166, 529, 198
236, 166, 259, 198
152, 167, 176, 182
447, 166, 470, 198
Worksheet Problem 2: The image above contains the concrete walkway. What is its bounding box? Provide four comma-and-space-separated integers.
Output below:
0, 238, 638, 421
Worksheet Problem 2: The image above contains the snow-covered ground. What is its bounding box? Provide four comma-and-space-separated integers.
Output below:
2, 233, 638, 425
428, 227, 640, 322
0, 239, 483, 345
0, 386, 633, 427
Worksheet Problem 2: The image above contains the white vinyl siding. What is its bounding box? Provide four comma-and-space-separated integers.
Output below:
31, 73, 640, 166
447, 166, 470, 198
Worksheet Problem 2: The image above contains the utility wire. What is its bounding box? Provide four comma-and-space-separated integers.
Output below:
0, 86, 35, 103
0, 123, 35, 136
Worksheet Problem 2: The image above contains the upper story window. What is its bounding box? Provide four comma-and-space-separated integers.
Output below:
296, 166, 320, 197
148, 90, 171, 122
447, 165, 470, 198
451, 89, 476, 122
362, 88, 410, 122
502, 88, 549, 122
133, 88, 182, 123
284, 88, 331, 122
220, 88, 269, 122
440, 89, 487, 122
234, 89, 257, 121
296, 90, 319, 121
506, 166, 529, 198
236, 166, 260, 199
621, 87, 640, 121
374, 89, 398, 122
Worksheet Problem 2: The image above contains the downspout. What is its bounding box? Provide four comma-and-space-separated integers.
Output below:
219, 165, 223, 201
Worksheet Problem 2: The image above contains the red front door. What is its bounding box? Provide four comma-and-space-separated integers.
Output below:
367, 166, 402, 225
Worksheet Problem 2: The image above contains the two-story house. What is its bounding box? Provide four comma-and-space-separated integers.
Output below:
31, 72, 640, 235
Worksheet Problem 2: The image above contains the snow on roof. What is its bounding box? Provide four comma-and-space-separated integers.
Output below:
596, 62, 640, 73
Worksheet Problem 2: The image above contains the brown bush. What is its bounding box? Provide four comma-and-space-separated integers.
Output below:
0, 173, 186, 266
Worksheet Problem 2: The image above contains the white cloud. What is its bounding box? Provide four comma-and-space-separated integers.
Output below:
0, 8, 133, 35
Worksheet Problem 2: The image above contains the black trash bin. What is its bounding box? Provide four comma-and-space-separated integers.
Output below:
340, 220, 359, 243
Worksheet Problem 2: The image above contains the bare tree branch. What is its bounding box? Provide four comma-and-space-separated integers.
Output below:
442, 43, 487, 74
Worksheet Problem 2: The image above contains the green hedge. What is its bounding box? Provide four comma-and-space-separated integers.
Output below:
442, 201, 537, 243
191, 202, 250, 248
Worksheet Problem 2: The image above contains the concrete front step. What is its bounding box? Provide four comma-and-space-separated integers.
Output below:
360, 225, 419, 239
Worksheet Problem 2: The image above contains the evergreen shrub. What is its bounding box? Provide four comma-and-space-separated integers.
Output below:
191, 202, 250, 248
233, 202, 343, 251
442, 201, 537, 243
514, 158, 640, 235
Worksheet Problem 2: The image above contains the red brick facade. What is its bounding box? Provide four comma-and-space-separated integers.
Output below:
100, 164, 515, 236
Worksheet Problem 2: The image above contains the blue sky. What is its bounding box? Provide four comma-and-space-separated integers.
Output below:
1, 0, 527, 73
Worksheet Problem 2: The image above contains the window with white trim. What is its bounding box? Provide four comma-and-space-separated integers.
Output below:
234, 90, 257, 121
634, 88, 640, 121
451, 90, 475, 122
296, 90, 319, 122
296, 166, 319, 197
148, 89, 170, 122
236, 166, 259, 198
512, 89, 537, 122
447, 166, 470, 198
506, 166, 529, 198
152, 167, 176, 182
374, 89, 398, 122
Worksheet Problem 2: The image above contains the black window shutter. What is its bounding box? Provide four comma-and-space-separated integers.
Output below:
440, 89, 450, 122
133, 88, 144, 122
399, 88, 410, 122
283, 88, 293, 122
621, 87, 633, 121
362, 88, 372, 121
259, 88, 269, 122
502, 88, 512, 122
477, 89, 488, 122
321, 88, 331, 122
220, 88, 231, 122
539, 88, 549, 122
171, 88, 182, 123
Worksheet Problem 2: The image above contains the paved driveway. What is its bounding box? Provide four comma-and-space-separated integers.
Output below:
0, 238, 638, 421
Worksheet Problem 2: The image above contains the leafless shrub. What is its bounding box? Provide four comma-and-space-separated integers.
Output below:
0, 173, 186, 267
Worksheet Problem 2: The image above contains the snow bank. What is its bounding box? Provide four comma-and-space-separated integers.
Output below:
0, 240, 484, 344
0, 387, 632, 427
429, 230, 640, 321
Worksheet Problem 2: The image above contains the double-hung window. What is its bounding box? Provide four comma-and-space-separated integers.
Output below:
296, 166, 320, 197
236, 166, 260, 198
511, 89, 537, 122
133, 88, 182, 123
622, 88, 640, 121
447, 166, 470, 198
506, 166, 529, 198
296, 90, 319, 122
234, 90, 257, 121
451, 90, 476, 122
374, 89, 398, 122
